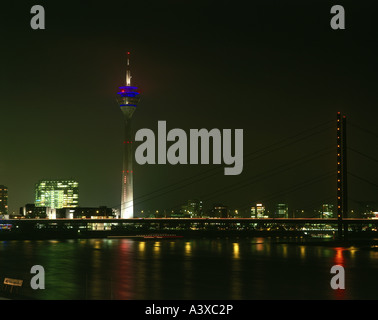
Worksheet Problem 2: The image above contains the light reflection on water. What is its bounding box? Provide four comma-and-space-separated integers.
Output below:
0, 237, 378, 299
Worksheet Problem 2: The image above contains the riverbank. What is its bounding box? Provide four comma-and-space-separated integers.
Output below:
0, 229, 304, 240
0, 229, 377, 247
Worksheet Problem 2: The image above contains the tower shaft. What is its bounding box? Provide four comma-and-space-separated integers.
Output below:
121, 108, 135, 219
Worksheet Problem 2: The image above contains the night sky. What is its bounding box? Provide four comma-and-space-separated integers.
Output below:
1, 0, 378, 215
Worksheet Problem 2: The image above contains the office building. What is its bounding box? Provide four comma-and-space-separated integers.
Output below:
321, 204, 334, 218
35, 180, 79, 209
211, 204, 229, 218
274, 203, 289, 218
0, 185, 8, 215
251, 203, 266, 218
181, 199, 203, 217
56, 206, 115, 219
21, 203, 56, 219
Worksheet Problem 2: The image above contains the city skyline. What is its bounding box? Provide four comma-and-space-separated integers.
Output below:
6, 178, 378, 220
1, 1, 378, 216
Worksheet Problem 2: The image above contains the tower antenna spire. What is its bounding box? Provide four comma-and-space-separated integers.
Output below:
126, 51, 132, 86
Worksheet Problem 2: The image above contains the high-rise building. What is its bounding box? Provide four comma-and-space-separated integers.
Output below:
251, 203, 266, 218
320, 204, 334, 218
0, 185, 8, 215
35, 180, 79, 209
212, 204, 229, 218
116, 52, 141, 219
274, 203, 289, 218
181, 199, 203, 217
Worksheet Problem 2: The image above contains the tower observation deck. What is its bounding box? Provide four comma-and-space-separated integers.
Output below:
116, 52, 141, 219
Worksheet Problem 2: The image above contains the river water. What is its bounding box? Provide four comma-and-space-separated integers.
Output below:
1, 237, 378, 300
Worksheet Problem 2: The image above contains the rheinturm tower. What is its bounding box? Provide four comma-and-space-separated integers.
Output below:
116, 52, 140, 219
